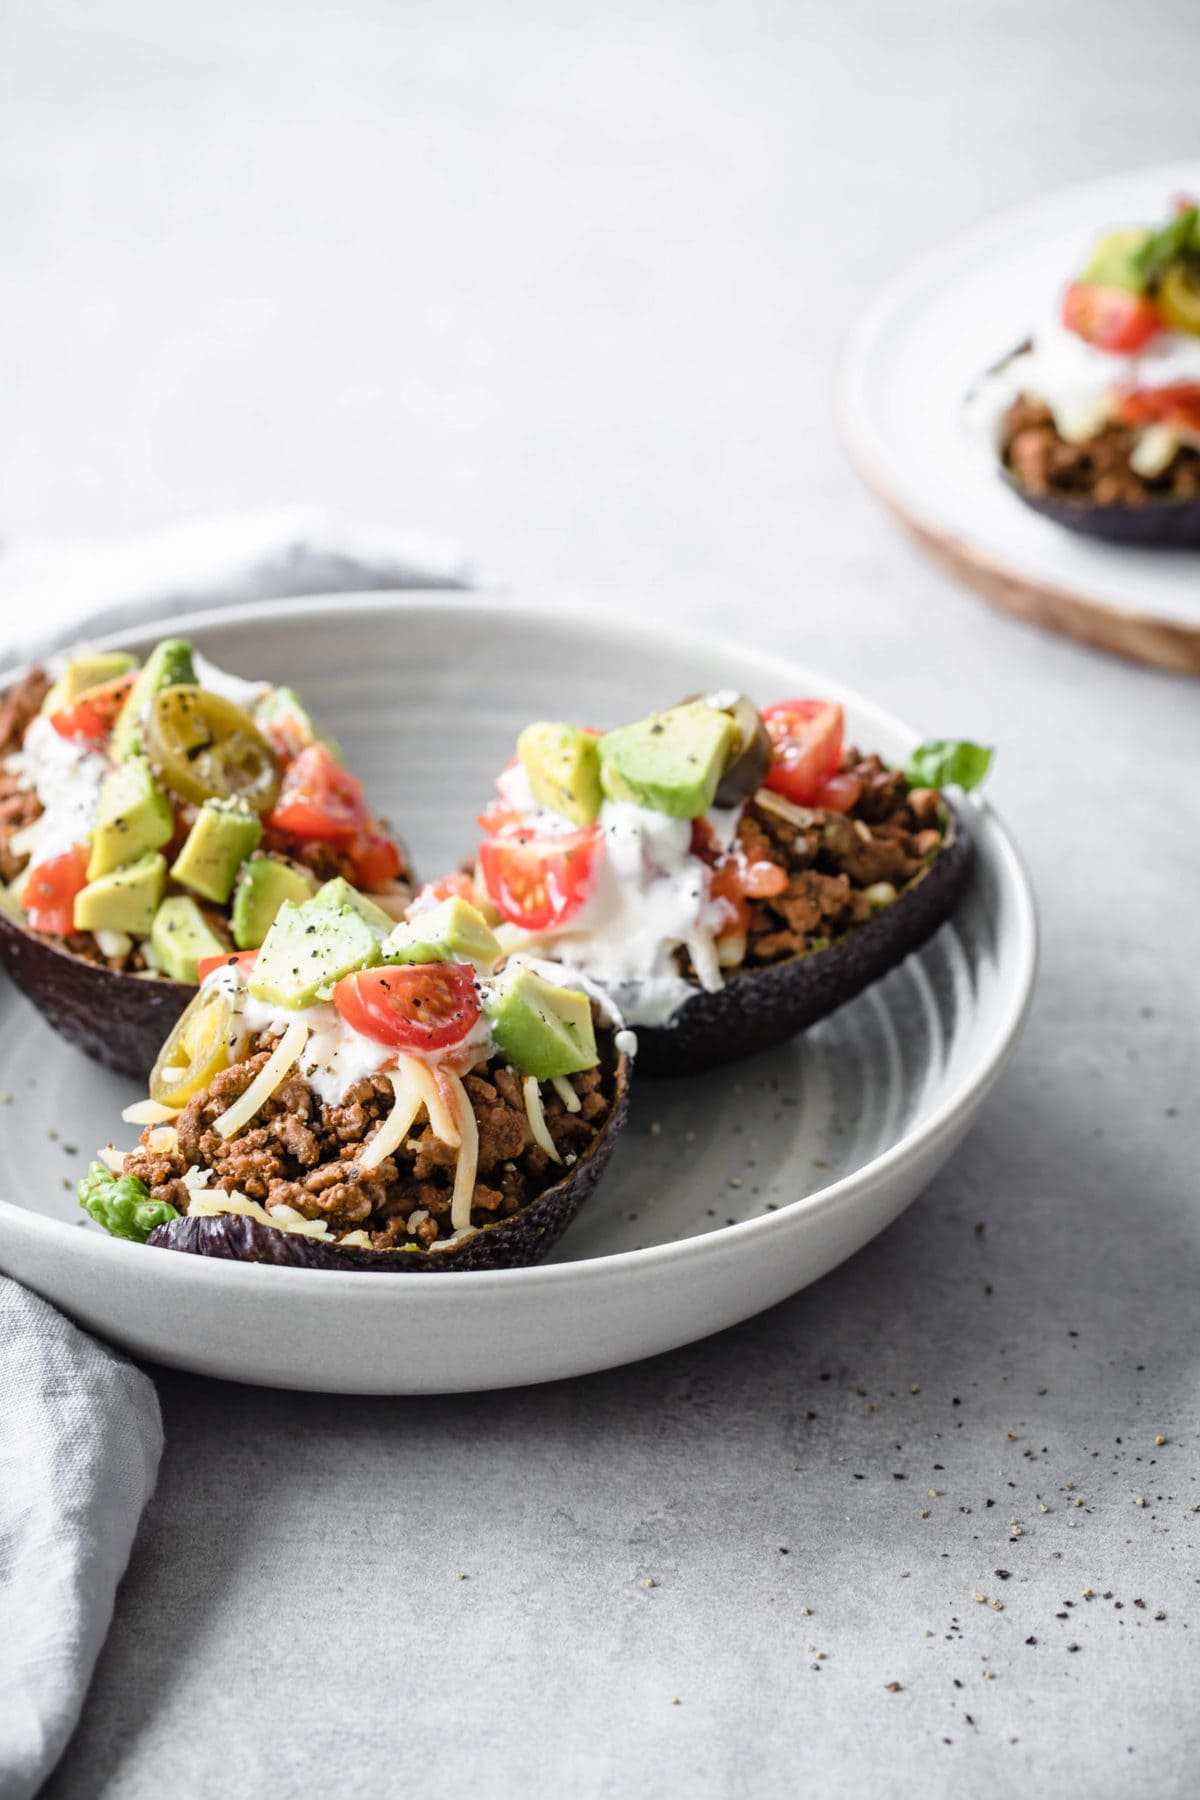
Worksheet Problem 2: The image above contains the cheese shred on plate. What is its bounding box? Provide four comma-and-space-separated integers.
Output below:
357, 1059, 426, 1173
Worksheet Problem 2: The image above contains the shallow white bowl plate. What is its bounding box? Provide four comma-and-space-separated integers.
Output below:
840, 161, 1200, 675
0, 596, 1036, 1393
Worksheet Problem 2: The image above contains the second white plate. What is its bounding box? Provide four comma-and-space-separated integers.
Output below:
840, 161, 1200, 673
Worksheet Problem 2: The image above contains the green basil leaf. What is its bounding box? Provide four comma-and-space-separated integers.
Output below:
906, 739, 994, 792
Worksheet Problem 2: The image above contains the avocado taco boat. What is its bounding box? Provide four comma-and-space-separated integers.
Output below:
968, 196, 1200, 544
78, 884, 632, 1271
0, 639, 411, 1077
460, 696, 987, 1076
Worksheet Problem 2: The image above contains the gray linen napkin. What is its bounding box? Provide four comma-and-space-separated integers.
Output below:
0, 509, 469, 1798
0, 1278, 162, 1800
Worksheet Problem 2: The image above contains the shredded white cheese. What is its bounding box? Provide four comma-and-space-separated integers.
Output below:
550, 1075, 581, 1114
407, 1058, 461, 1148
443, 1069, 479, 1233
145, 1125, 178, 1155
523, 1075, 563, 1165
188, 1188, 330, 1238
215, 1018, 308, 1139
97, 1144, 124, 1172
357, 1059, 426, 1172
121, 1098, 181, 1126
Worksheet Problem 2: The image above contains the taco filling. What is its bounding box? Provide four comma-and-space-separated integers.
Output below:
0, 639, 410, 981
460, 698, 988, 1029
969, 197, 1200, 508
79, 883, 629, 1256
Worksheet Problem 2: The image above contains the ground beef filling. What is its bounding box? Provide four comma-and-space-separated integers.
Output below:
713, 751, 946, 970
126, 1038, 613, 1249
0, 666, 410, 969
1002, 395, 1200, 507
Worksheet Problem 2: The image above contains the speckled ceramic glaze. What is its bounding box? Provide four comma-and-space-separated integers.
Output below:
0, 594, 1036, 1393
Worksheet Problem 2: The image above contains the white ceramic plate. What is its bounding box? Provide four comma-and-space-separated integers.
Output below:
0, 595, 1036, 1393
839, 161, 1200, 668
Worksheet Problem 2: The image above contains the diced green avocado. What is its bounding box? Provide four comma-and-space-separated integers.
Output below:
231, 856, 318, 950
42, 651, 137, 715
382, 897, 502, 970
248, 896, 382, 1008
517, 722, 602, 825
73, 853, 166, 935
87, 760, 174, 881
483, 964, 598, 1081
149, 895, 227, 983
171, 800, 262, 904
110, 639, 197, 761
597, 701, 737, 820
1081, 226, 1151, 294
311, 877, 396, 934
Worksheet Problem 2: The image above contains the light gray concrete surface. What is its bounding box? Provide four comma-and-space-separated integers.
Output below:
5, 0, 1199, 1794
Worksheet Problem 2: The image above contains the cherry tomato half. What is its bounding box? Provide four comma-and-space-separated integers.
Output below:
21, 845, 90, 936
1118, 381, 1200, 434
1061, 282, 1162, 353
268, 744, 368, 847
197, 948, 259, 985
814, 771, 863, 813
48, 673, 137, 747
333, 962, 480, 1052
477, 825, 602, 932
761, 700, 844, 807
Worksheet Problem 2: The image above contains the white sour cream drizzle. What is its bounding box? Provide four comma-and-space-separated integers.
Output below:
490, 764, 735, 1029
12, 715, 107, 869
968, 309, 1200, 449
211, 962, 494, 1109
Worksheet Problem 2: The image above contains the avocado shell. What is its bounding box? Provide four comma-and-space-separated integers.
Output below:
0, 906, 193, 1078
634, 802, 973, 1078
1003, 475, 1200, 548
145, 1041, 633, 1273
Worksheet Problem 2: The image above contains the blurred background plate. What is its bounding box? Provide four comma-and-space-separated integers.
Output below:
0, 594, 1036, 1393
839, 161, 1200, 676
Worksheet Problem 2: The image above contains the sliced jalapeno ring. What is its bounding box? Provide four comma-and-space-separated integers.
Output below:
149, 982, 247, 1108
144, 685, 282, 811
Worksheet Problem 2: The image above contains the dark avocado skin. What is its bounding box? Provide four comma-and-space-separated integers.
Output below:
145, 1045, 633, 1273
0, 908, 193, 1078
634, 802, 973, 1078
1004, 474, 1200, 548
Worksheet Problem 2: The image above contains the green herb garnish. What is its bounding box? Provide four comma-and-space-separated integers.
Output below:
906, 740, 994, 792
1134, 205, 1200, 288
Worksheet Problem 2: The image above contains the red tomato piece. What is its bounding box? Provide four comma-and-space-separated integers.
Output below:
333, 962, 480, 1052
707, 859, 750, 936
48, 673, 137, 746
736, 856, 788, 899
1061, 282, 1161, 353
352, 828, 404, 890
1117, 381, 1200, 433
21, 845, 89, 936
814, 771, 863, 813
267, 744, 367, 847
761, 700, 845, 807
477, 825, 602, 931
197, 948, 259, 985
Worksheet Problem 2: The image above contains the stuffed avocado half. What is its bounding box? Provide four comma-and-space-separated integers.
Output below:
0, 641, 411, 1076
969, 197, 1200, 544
460, 697, 988, 1076
79, 884, 633, 1271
